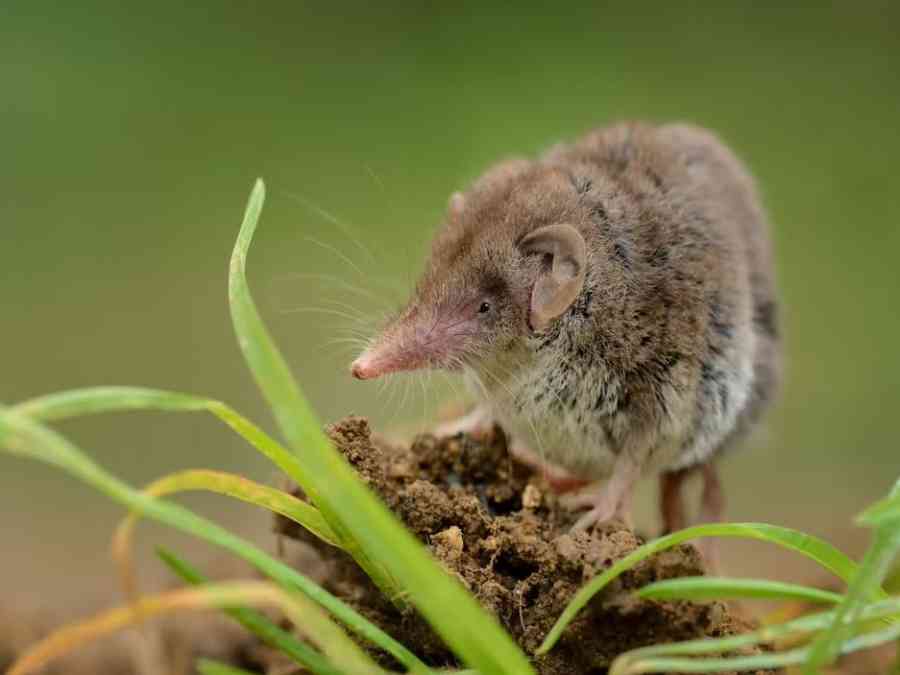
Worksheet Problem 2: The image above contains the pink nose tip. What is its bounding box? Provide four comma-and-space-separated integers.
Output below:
350, 357, 374, 380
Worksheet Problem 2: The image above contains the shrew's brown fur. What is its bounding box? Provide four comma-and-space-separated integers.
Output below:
356, 122, 781, 529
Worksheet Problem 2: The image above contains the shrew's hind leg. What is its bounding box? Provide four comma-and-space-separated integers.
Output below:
695, 460, 724, 572
657, 461, 724, 571
699, 461, 725, 525
659, 468, 690, 534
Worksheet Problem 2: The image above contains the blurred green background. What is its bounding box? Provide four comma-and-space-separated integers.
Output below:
3, 1, 898, 608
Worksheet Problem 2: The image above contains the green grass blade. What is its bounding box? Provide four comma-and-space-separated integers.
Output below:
228, 179, 535, 675
159, 548, 343, 675
538, 522, 869, 655
0, 408, 425, 672
229, 181, 403, 605
858, 492, 900, 528
886, 563, 900, 594
11, 387, 404, 599
804, 523, 900, 672
135, 469, 340, 548
619, 621, 900, 674
804, 477, 900, 672
637, 576, 843, 605
11, 387, 318, 511
620, 596, 900, 663
614, 649, 811, 674
197, 659, 259, 675
611, 597, 900, 675
12, 387, 212, 421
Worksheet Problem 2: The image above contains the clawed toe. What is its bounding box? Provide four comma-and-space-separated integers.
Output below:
562, 458, 640, 532
571, 501, 618, 531
562, 482, 628, 531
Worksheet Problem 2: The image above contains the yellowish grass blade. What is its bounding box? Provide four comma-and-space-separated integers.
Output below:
8, 581, 384, 675
110, 468, 340, 613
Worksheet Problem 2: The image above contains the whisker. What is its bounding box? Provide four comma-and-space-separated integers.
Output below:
277, 306, 367, 323
325, 336, 371, 348
273, 272, 385, 304
363, 164, 397, 224
276, 295, 374, 325
439, 369, 467, 414
302, 236, 366, 278
419, 369, 429, 432
280, 188, 377, 266
397, 374, 412, 427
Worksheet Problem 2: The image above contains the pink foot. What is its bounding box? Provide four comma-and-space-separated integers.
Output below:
563, 485, 633, 531
563, 454, 641, 532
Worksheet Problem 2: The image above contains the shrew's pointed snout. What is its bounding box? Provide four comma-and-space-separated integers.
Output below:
351, 307, 475, 381
350, 341, 412, 380
350, 329, 433, 380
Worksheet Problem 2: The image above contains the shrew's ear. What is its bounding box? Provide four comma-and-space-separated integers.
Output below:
519, 223, 587, 331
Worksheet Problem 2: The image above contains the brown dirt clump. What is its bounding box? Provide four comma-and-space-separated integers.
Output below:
275, 417, 773, 675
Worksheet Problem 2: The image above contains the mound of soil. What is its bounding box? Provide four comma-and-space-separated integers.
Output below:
275, 418, 771, 675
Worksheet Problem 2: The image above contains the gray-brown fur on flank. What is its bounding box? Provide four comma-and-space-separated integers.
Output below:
405, 122, 781, 479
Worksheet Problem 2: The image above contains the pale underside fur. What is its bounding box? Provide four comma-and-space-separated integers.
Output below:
465, 316, 755, 480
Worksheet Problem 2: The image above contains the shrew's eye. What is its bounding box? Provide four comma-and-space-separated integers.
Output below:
478, 301, 491, 315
